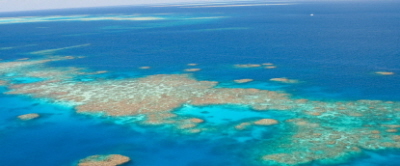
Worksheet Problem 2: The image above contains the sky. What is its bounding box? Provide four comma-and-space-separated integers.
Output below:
0, 0, 249, 13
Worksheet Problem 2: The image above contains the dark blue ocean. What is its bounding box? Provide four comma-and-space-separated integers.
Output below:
0, 1, 400, 165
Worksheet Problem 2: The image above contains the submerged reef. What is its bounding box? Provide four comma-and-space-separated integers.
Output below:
139, 66, 151, 69
234, 79, 253, 83
269, 77, 298, 83
184, 68, 201, 72
17, 113, 40, 120
375, 71, 395, 75
262, 63, 274, 66
234, 64, 261, 68
234, 63, 277, 69
254, 119, 279, 125
1, 55, 400, 165
265, 66, 277, 69
5, 73, 291, 125
262, 63, 277, 69
78, 154, 130, 166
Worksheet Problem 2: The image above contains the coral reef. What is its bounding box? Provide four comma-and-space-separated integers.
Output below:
234, 64, 261, 68
375, 71, 395, 75
139, 66, 150, 69
269, 77, 298, 83
234, 79, 253, 83
1, 56, 400, 166
264, 66, 277, 69
235, 122, 251, 130
253, 119, 279, 125
78, 154, 130, 166
184, 68, 201, 72
262, 63, 274, 66
262, 63, 277, 69
17, 113, 40, 120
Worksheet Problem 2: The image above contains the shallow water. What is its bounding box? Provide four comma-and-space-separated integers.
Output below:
0, 1, 400, 166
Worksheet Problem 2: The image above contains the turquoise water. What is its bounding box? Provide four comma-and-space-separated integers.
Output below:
0, 1, 400, 165
175, 105, 292, 125
0, 88, 244, 166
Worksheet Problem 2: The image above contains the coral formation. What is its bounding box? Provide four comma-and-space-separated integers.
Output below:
189, 118, 204, 123
265, 66, 277, 69
262, 63, 274, 66
234, 79, 253, 83
17, 113, 40, 120
235, 122, 251, 130
375, 71, 395, 75
184, 68, 201, 72
269, 77, 298, 83
1, 56, 400, 166
234, 64, 261, 68
261, 117, 400, 165
253, 119, 279, 125
95, 71, 108, 74
139, 66, 150, 69
78, 154, 130, 166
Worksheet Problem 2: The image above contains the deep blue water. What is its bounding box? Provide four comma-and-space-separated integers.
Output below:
0, 1, 400, 166
2, 1, 399, 101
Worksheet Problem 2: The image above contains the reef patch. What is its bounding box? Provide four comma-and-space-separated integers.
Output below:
78, 154, 130, 166
17, 113, 40, 120
375, 71, 395, 75
1, 55, 400, 166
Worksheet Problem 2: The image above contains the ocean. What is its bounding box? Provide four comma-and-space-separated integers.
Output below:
0, 1, 399, 165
